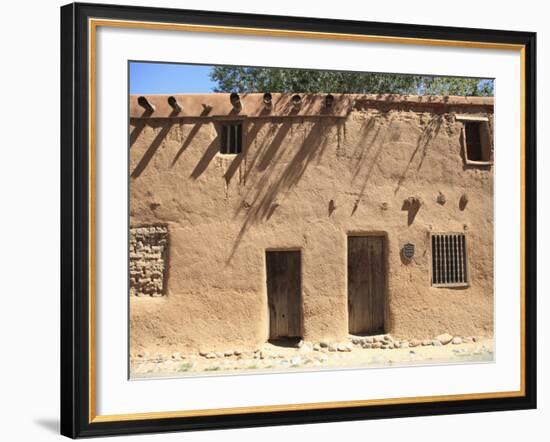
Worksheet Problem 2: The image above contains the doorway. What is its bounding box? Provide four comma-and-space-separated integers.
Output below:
266, 250, 302, 340
347, 235, 386, 334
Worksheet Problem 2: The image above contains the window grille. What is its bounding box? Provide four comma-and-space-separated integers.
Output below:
220, 122, 243, 154
431, 233, 468, 286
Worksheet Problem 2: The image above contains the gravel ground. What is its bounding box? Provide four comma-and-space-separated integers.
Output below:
130, 335, 493, 379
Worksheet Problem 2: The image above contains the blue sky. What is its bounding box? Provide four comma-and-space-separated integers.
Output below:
130, 62, 216, 94
130, 61, 493, 95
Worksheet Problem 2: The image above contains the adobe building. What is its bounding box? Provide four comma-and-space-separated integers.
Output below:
129, 92, 494, 354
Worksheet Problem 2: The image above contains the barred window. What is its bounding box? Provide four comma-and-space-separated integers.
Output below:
431, 233, 468, 287
220, 122, 243, 154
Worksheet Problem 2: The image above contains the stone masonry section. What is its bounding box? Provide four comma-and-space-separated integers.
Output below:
129, 226, 168, 297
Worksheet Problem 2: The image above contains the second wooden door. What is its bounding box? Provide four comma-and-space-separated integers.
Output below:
347, 236, 386, 335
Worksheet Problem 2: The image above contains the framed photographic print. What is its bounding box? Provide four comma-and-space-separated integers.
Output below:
60, 2, 537, 438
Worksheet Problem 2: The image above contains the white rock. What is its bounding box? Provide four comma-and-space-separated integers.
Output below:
337, 343, 352, 352
452, 337, 463, 345
435, 333, 453, 345
290, 356, 302, 366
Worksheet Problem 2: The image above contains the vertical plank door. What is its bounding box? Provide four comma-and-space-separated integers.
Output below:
266, 251, 302, 340
347, 236, 386, 335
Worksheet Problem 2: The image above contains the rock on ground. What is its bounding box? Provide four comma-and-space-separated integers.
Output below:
435, 333, 453, 345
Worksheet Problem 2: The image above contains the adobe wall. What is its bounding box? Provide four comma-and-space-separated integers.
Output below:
129, 93, 494, 354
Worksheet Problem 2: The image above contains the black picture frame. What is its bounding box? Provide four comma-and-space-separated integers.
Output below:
60, 2, 537, 438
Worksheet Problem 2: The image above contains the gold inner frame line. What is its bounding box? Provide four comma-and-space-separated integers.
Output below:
88, 17, 527, 424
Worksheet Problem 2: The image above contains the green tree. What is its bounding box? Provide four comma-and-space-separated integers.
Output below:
210, 67, 493, 96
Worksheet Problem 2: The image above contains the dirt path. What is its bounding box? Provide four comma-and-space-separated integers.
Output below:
130, 336, 493, 379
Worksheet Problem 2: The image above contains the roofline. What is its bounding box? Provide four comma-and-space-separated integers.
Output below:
129, 93, 493, 119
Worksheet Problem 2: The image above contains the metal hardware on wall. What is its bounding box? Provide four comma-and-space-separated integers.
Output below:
402, 243, 415, 262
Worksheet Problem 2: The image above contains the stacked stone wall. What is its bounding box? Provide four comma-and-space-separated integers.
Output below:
129, 226, 168, 297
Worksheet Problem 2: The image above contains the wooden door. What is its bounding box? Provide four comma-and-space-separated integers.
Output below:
266, 251, 302, 339
347, 236, 386, 334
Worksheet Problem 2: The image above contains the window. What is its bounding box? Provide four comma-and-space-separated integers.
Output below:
457, 115, 493, 165
431, 233, 468, 287
465, 122, 483, 161
220, 122, 243, 154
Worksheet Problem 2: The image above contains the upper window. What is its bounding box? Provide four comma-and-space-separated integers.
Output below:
431, 233, 468, 287
457, 115, 493, 165
220, 122, 243, 154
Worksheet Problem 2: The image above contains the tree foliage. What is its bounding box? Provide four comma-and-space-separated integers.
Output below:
210, 67, 493, 96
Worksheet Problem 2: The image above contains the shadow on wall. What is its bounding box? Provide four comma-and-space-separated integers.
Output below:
129, 108, 154, 147
171, 106, 215, 168
131, 109, 180, 178
394, 114, 445, 195
130, 110, 447, 260
401, 197, 422, 226
349, 115, 392, 214
227, 119, 332, 262
224, 120, 266, 185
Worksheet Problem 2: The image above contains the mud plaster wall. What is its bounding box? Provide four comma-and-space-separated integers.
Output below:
129, 102, 494, 353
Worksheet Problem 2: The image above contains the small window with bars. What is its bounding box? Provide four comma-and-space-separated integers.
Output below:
220, 122, 243, 154
431, 233, 468, 287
